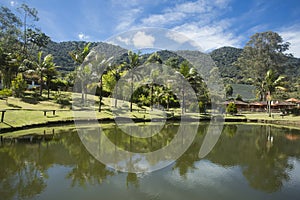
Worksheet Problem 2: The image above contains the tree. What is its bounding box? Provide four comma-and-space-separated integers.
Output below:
235, 31, 290, 100
91, 56, 113, 112
0, 6, 22, 52
0, 47, 20, 89
45, 62, 58, 99
24, 51, 57, 96
264, 69, 286, 116
226, 102, 237, 115
26, 28, 50, 51
69, 43, 91, 103
225, 84, 233, 98
126, 51, 140, 112
11, 74, 27, 97
18, 3, 39, 57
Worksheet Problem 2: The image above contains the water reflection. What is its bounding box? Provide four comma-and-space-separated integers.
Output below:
0, 123, 300, 199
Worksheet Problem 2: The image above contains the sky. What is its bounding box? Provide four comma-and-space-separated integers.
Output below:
1, 0, 300, 56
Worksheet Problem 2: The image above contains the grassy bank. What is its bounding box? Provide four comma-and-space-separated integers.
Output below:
1, 94, 300, 133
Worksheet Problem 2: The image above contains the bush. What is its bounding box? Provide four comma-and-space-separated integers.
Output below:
0, 89, 12, 103
54, 91, 71, 106
11, 74, 27, 97
226, 102, 237, 115
0, 89, 12, 98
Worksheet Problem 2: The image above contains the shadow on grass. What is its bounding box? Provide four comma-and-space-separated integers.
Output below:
7, 103, 22, 108
21, 96, 39, 105
1, 122, 13, 128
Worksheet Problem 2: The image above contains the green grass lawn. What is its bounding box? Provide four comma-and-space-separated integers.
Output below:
1, 92, 300, 131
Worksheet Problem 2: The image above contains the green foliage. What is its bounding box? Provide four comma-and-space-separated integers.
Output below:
0, 89, 12, 103
225, 84, 233, 98
11, 74, 27, 97
226, 102, 237, 115
210, 47, 243, 83
54, 91, 71, 106
235, 94, 243, 101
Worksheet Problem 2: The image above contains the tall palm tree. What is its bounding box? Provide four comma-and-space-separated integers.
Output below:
264, 69, 286, 116
126, 51, 140, 112
69, 43, 91, 103
92, 56, 113, 112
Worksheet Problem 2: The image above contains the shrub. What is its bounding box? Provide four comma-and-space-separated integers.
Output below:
226, 102, 237, 115
11, 74, 27, 97
54, 91, 71, 106
0, 89, 12, 103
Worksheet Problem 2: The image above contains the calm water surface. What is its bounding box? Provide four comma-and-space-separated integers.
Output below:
1, 123, 300, 200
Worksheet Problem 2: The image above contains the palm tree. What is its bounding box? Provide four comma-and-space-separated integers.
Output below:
264, 69, 286, 117
93, 56, 113, 112
69, 43, 91, 103
24, 51, 56, 96
126, 51, 140, 112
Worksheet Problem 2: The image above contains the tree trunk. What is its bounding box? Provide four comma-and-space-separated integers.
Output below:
99, 76, 103, 112
182, 90, 185, 114
130, 80, 133, 112
150, 83, 153, 110
40, 72, 43, 96
114, 85, 118, 107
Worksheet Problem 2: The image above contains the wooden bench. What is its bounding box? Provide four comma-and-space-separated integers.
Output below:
43, 110, 56, 116
280, 113, 286, 118
0, 110, 6, 122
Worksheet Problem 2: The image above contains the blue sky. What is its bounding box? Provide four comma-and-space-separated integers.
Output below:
2, 0, 300, 56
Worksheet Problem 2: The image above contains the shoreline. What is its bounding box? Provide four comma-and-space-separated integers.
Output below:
0, 115, 299, 134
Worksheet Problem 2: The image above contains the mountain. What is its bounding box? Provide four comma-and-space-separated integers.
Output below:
210, 46, 243, 83
210, 46, 300, 84
43, 41, 127, 72
43, 41, 300, 86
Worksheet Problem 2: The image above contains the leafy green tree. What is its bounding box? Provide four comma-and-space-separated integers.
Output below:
226, 102, 237, 115
225, 84, 233, 98
11, 73, 27, 97
235, 31, 290, 100
0, 47, 20, 89
18, 3, 39, 57
0, 6, 22, 52
26, 28, 50, 51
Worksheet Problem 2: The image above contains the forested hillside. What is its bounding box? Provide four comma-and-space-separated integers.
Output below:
43, 41, 127, 72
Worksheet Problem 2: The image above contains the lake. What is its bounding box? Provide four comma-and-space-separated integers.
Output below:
1, 123, 300, 200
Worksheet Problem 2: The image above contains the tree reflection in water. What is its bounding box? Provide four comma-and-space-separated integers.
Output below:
0, 123, 300, 199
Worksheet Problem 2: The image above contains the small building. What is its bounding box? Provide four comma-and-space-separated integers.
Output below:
222, 100, 249, 112
249, 102, 267, 112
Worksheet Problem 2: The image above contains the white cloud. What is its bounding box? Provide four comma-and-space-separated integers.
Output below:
10, 1, 17, 7
172, 21, 242, 51
141, 0, 231, 27
141, 12, 186, 27
279, 25, 300, 58
132, 31, 155, 48
165, 31, 190, 44
78, 33, 90, 40
115, 8, 142, 31
116, 36, 131, 45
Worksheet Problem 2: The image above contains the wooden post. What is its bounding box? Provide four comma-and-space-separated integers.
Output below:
1, 110, 6, 122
